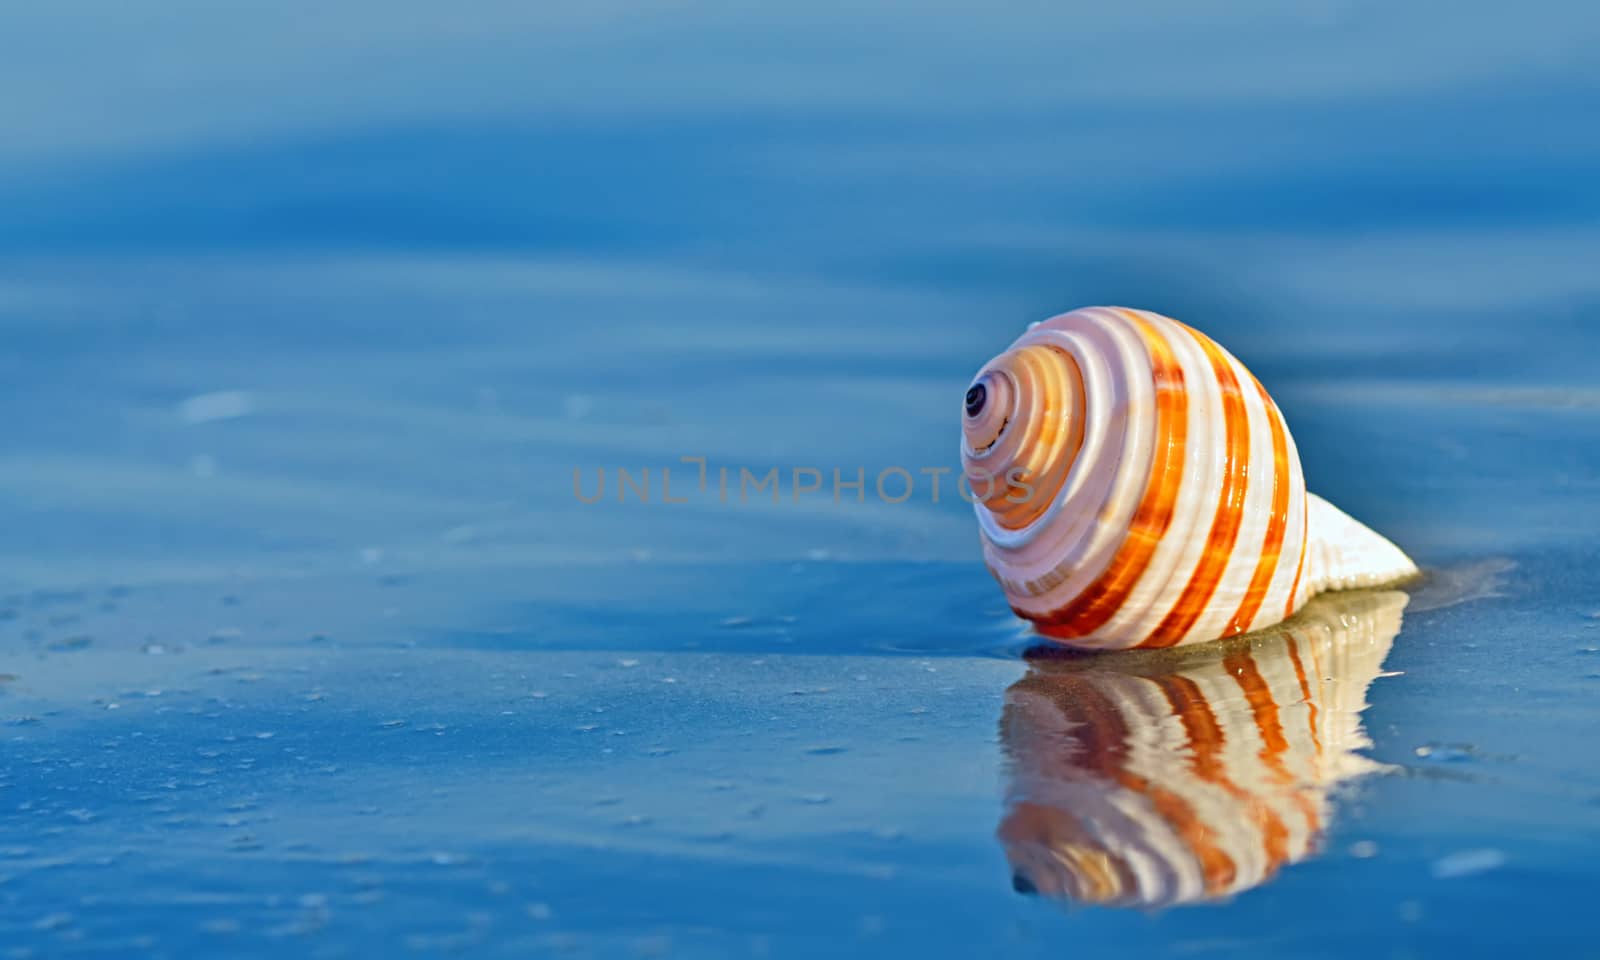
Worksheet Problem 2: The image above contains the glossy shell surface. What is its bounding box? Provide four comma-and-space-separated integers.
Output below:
963, 306, 1318, 649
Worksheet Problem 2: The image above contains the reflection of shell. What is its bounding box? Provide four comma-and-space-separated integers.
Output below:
961, 306, 1416, 650
998, 588, 1406, 908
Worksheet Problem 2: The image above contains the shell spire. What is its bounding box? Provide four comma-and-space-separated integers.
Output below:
962, 306, 1417, 651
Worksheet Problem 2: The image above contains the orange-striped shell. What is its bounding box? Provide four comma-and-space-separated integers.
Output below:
998, 588, 1405, 907
963, 306, 1367, 651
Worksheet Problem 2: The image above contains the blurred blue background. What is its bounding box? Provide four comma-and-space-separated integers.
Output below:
2, 2, 1599, 957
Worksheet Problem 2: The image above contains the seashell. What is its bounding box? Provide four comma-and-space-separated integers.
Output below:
998, 587, 1407, 907
961, 306, 1417, 650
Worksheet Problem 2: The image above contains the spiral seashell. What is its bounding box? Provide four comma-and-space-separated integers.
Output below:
998, 588, 1406, 907
961, 306, 1417, 650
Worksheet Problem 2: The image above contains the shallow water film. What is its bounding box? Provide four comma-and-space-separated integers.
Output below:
4, 2, 1600, 958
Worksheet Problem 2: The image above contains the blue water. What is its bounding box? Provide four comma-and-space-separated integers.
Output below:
4, 2, 1600, 956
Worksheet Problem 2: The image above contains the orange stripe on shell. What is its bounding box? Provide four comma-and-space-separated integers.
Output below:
1141, 324, 1252, 648
1283, 498, 1310, 619
1035, 311, 1188, 641
1224, 375, 1293, 636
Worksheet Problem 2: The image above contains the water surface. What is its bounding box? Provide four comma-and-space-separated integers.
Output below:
3, 2, 1600, 956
